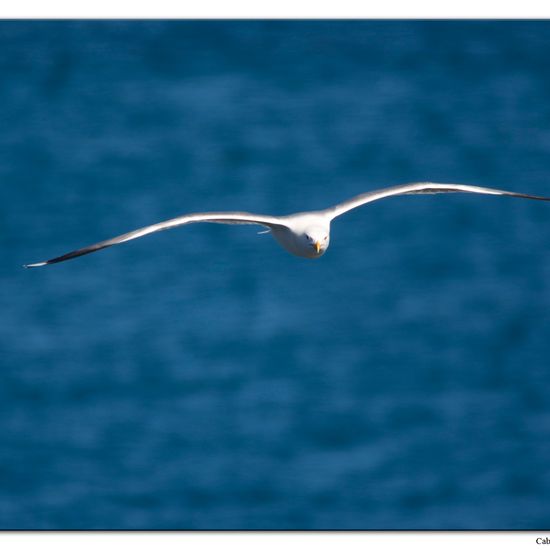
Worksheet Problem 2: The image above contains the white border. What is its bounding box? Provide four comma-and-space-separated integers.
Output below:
2, 0, 550, 18
0, 532, 549, 550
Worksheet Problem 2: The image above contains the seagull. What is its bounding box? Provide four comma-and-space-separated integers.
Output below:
24, 182, 550, 268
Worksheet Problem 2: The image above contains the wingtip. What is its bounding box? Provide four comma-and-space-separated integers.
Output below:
23, 262, 47, 269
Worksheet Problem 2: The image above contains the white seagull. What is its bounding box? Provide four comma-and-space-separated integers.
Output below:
24, 182, 550, 268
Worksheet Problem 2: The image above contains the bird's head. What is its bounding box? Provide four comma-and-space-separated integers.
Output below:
304, 226, 330, 256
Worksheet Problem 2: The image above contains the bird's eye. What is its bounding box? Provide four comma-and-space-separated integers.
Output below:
324, 236, 327, 240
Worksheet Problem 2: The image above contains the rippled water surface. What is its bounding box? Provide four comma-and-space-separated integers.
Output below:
2, 20, 550, 529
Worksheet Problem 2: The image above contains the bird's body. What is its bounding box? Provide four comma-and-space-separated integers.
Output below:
270, 214, 331, 258
24, 182, 550, 268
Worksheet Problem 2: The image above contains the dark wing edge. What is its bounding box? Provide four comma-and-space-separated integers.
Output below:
24, 211, 286, 268
326, 182, 550, 219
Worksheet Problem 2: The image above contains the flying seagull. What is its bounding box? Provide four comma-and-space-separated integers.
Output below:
24, 182, 550, 268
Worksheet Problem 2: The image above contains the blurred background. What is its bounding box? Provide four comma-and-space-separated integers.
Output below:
2, 20, 550, 529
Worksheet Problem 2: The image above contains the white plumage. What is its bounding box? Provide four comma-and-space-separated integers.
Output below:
24, 182, 550, 268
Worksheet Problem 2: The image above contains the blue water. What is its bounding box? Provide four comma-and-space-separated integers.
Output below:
2, 20, 550, 529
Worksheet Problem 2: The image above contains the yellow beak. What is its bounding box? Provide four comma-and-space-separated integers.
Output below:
314, 241, 321, 254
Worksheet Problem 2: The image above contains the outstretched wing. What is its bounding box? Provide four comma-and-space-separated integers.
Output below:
326, 182, 550, 220
24, 211, 288, 268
